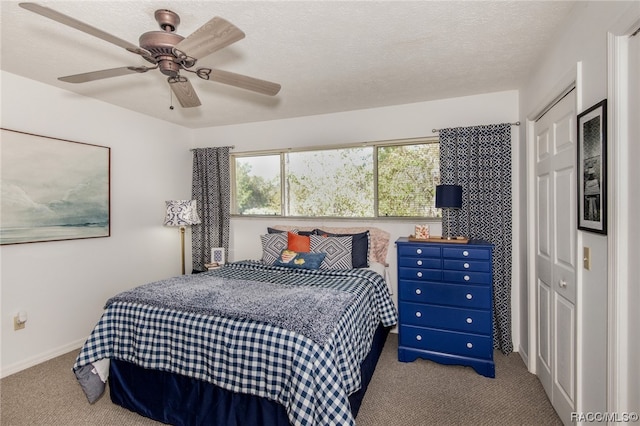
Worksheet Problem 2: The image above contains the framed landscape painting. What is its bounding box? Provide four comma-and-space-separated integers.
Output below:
0, 128, 110, 245
577, 100, 607, 235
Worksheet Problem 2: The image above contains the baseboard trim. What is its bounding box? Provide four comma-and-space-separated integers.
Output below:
518, 344, 530, 371
1, 338, 85, 378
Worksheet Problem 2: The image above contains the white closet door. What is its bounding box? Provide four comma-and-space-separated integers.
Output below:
535, 90, 577, 425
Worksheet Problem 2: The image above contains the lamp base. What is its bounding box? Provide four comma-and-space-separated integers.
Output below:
180, 226, 186, 275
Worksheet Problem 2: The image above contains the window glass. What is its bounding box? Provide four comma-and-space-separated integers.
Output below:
234, 155, 281, 215
285, 148, 374, 217
377, 143, 440, 217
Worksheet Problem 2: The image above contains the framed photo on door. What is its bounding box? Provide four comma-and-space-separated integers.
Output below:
577, 99, 607, 234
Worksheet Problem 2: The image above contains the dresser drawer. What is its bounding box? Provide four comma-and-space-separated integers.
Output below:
443, 270, 492, 285
442, 247, 491, 260
443, 259, 491, 272
400, 325, 493, 360
398, 244, 441, 258
398, 257, 441, 269
398, 281, 491, 309
399, 302, 491, 334
398, 267, 442, 281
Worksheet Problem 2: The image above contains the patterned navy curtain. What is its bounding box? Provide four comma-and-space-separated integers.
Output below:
191, 147, 231, 272
439, 124, 513, 354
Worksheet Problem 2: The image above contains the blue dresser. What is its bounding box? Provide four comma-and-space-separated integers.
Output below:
396, 237, 495, 378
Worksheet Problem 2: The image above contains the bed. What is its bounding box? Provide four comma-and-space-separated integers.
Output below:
73, 227, 397, 426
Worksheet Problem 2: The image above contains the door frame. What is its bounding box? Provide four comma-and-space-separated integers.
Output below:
606, 16, 640, 416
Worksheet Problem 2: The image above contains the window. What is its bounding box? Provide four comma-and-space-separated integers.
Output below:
377, 143, 440, 217
285, 148, 374, 217
232, 138, 439, 218
234, 155, 280, 215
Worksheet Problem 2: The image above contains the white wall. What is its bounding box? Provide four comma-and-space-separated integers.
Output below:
192, 90, 521, 338
0, 71, 193, 376
0, 82, 522, 375
518, 0, 640, 415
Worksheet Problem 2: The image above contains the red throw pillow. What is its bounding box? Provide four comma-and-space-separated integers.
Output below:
288, 231, 310, 252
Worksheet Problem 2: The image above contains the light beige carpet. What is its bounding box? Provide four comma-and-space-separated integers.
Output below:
1, 333, 561, 425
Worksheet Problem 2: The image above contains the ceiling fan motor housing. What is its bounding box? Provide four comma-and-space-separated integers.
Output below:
139, 31, 185, 77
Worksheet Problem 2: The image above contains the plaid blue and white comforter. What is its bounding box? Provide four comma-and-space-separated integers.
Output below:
74, 261, 398, 426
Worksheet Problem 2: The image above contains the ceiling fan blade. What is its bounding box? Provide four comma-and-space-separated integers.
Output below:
58, 66, 153, 83
174, 17, 245, 61
19, 2, 151, 57
198, 68, 281, 96
169, 77, 201, 108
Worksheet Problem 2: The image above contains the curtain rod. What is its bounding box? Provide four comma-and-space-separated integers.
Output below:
432, 121, 520, 133
190, 146, 235, 151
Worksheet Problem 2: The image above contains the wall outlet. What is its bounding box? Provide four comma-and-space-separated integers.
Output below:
14, 316, 26, 331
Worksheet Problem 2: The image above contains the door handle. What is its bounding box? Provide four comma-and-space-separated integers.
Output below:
558, 279, 568, 288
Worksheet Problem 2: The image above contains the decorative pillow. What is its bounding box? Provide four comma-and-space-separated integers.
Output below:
288, 231, 310, 252
267, 227, 314, 236
74, 364, 106, 404
260, 233, 288, 265
314, 229, 369, 268
310, 235, 353, 270
273, 249, 326, 270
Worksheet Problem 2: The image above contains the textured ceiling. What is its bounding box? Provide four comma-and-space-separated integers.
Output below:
1, 1, 576, 128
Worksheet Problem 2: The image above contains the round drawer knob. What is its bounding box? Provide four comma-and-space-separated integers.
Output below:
416, 248, 422, 254
416, 311, 422, 318
417, 272, 423, 278
466, 293, 473, 300
463, 250, 469, 257
417, 260, 423, 266
415, 288, 422, 295
464, 262, 470, 269
466, 317, 473, 324
466, 342, 473, 349
464, 275, 470, 281
416, 335, 422, 341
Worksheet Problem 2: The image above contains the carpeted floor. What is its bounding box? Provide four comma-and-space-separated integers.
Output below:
1, 333, 561, 425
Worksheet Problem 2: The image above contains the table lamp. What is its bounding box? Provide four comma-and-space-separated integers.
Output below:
435, 184, 462, 240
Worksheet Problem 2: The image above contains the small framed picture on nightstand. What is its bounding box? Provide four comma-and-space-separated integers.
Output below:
211, 247, 225, 265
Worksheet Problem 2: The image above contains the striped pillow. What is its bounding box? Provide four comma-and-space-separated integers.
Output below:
310, 235, 353, 270
260, 233, 288, 265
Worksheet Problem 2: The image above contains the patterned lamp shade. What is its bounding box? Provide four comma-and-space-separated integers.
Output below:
435, 185, 463, 209
164, 200, 201, 226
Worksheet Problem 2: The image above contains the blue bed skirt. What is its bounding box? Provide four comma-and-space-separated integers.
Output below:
109, 324, 391, 425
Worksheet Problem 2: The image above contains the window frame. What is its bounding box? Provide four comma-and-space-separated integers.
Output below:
231, 136, 440, 220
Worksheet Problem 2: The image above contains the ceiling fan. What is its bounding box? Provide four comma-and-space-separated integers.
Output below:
18, 2, 282, 108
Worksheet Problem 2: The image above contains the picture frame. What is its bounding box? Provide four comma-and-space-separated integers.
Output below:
1, 128, 110, 245
577, 100, 607, 234
211, 247, 226, 265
